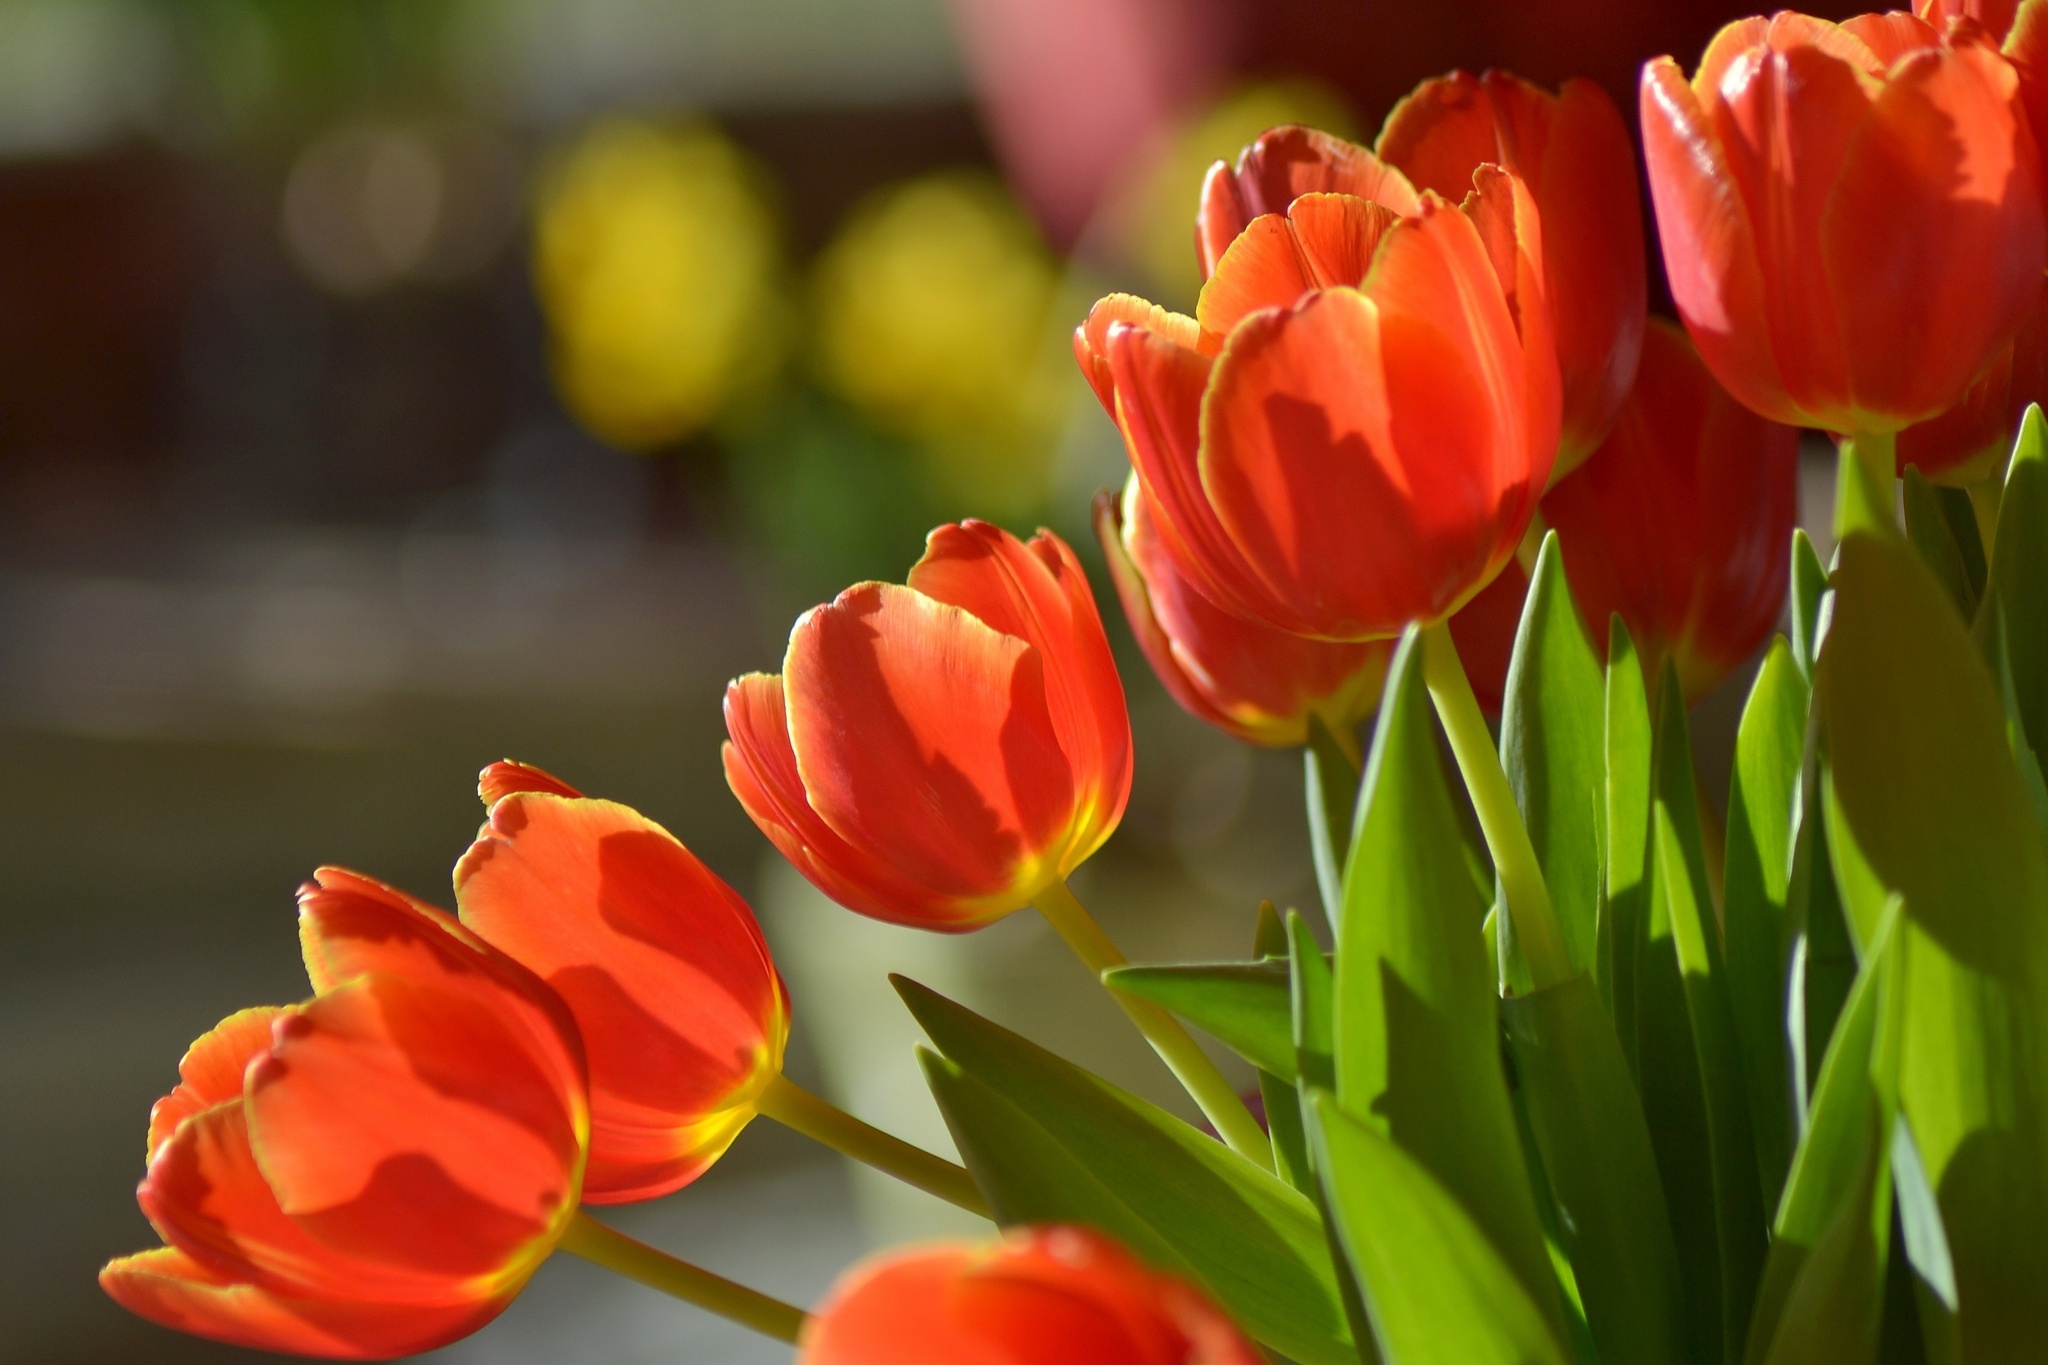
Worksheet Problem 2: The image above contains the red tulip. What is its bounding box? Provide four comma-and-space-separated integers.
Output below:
1076, 127, 1559, 642
723, 520, 1132, 931
1378, 70, 1648, 476
1544, 319, 1800, 702
101, 871, 588, 1358
1095, 477, 1388, 746
455, 761, 789, 1203
800, 1225, 1263, 1365
1641, 11, 2046, 435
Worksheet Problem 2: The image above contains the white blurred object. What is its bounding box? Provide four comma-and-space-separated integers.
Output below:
0, 0, 169, 159
282, 120, 523, 295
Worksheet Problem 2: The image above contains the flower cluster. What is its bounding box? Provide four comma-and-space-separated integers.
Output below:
106, 2, 2048, 1361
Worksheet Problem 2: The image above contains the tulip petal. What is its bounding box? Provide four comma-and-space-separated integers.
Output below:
1196, 215, 1318, 341
1826, 38, 2046, 426
722, 672, 971, 927
784, 582, 1074, 911
147, 1007, 285, 1164
479, 760, 583, 805
1286, 193, 1400, 291
1074, 294, 1203, 415
802, 1246, 990, 1365
295, 868, 585, 1114
1101, 480, 1384, 746
454, 787, 787, 1202
908, 521, 1131, 872
1710, 39, 1875, 424
1376, 70, 1516, 200
1198, 126, 1418, 276
101, 1246, 509, 1360
1104, 321, 1292, 626
1642, 56, 1804, 427
1842, 11, 1943, 65
244, 976, 576, 1288
1693, 16, 1774, 104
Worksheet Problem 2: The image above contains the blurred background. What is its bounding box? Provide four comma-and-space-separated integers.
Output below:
0, 1, 1854, 1360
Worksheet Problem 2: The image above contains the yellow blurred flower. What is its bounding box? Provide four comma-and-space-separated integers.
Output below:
533, 117, 786, 451
810, 170, 1064, 517
1111, 81, 1357, 308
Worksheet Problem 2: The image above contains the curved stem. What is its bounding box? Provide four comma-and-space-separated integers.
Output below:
1032, 879, 1273, 1169
558, 1211, 809, 1344
1835, 431, 1898, 541
756, 1073, 990, 1218
1418, 621, 1572, 989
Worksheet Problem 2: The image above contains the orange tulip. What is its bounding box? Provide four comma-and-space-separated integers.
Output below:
1378, 69, 1648, 476
1544, 319, 1800, 702
453, 761, 788, 1204
800, 1225, 1263, 1365
1077, 126, 1559, 642
101, 870, 588, 1358
1641, 11, 2046, 435
1095, 476, 1388, 746
723, 520, 1132, 931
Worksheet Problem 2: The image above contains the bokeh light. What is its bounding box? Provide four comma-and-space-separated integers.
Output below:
810, 169, 1063, 517
532, 116, 787, 452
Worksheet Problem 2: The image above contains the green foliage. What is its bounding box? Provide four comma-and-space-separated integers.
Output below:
1501, 533, 1608, 980
899, 465, 2048, 1365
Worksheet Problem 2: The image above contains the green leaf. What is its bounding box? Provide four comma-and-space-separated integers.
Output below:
1903, 467, 1978, 620
1722, 638, 1806, 1208
1290, 910, 1335, 1093
1790, 529, 1830, 685
899, 978, 1355, 1365
1309, 1094, 1570, 1365
1986, 599, 2048, 843
1605, 617, 1655, 1073
1334, 628, 1562, 1331
1306, 712, 1362, 936
1646, 665, 1770, 1365
1937, 483, 1987, 606
1816, 529, 2048, 1361
1501, 531, 1607, 979
1975, 402, 2048, 756
1503, 973, 1688, 1365
1748, 900, 1903, 1365
1787, 780, 1856, 1103
1103, 961, 1294, 1081
1250, 903, 1315, 1195
1821, 771, 1889, 957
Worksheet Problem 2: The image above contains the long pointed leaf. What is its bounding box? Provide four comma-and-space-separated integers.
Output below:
1335, 627, 1562, 1333
1504, 972, 1688, 1365
1606, 617, 1655, 1072
1310, 1094, 1570, 1365
1974, 402, 2048, 755
1307, 712, 1362, 936
1723, 638, 1806, 1208
1103, 961, 1294, 1080
1816, 528, 2048, 1361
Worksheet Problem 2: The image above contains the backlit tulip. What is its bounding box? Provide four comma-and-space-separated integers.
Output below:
1095, 477, 1388, 746
724, 520, 1132, 931
1544, 319, 1800, 702
1077, 127, 1559, 641
101, 870, 588, 1358
1378, 69, 1647, 476
1641, 11, 2046, 435
454, 761, 788, 1203
800, 1225, 1263, 1365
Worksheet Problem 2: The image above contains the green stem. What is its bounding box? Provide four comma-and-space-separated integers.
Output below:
756, 1073, 990, 1218
1033, 878, 1274, 1168
557, 1211, 809, 1344
1418, 621, 1572, 989
1968, 475, 2002, 561
1835, 431, 1898, 541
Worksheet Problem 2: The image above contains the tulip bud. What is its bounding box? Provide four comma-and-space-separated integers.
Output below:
1378, 69, 1647, 476
1641, 11, 2046, 434
801, 1225, 1264, 1365
455, 762, 789, 1204
724, 520, 1133, 931
1543, 319, 1800, 702
1096, 477, 1388, 746
1077, 126, 1559, 642
101, 872, 588, 1358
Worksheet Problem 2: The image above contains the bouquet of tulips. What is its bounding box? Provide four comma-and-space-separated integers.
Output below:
101, 4, 2048, 1362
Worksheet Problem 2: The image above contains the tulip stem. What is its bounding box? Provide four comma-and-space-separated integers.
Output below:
756, 1073, 991, 1218
1032, 879, 1274, 1169
558, 1211, 809, 1343
1835, 431, 1898, 540
1418, 621, 1572, 990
